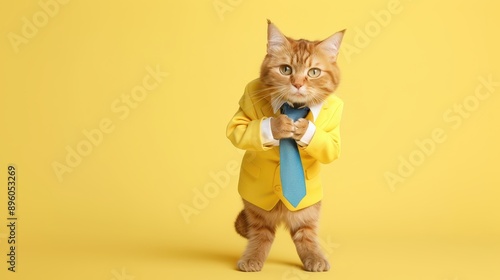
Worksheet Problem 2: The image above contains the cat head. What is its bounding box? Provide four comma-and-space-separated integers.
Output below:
260, 20, 345, 108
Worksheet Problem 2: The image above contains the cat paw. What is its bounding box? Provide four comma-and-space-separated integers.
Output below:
303, 255, 330, 272
237, 258, 264, 272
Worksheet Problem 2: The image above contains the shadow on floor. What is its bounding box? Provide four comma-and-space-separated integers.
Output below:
137, 243, 303, 271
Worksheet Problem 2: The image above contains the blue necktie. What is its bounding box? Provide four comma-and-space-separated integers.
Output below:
280, 103, 310, 207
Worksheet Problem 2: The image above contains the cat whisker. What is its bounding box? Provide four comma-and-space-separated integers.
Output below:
271, 89, 289, 111
250, 86, 286, 103
252, 86, 289, 106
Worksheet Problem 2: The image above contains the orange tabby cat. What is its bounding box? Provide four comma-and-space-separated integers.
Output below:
226, 20, 345, 272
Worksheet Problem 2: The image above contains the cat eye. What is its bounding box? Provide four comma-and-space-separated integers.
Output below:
279, 65, 293, 75
308, 68, 321, 78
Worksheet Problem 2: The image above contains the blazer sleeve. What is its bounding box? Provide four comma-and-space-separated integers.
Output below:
226, 84, 272, 152
302, 99, 344, 164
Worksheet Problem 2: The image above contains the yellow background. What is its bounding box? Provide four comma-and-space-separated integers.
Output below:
1, 0, 499, 279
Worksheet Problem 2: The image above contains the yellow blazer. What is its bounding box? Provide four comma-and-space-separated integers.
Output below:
226, 79, 343, 211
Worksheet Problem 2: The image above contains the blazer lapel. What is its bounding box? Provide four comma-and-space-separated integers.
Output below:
314, 98, 331, 125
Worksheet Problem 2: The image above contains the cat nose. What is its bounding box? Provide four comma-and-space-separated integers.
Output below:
293, 83, 303, 89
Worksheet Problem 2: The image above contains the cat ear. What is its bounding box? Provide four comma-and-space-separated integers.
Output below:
318, 29, 346, 62
267, 19, 288, 53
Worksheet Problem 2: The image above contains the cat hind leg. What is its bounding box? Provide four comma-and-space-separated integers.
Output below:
236, 201, 278, 272
286, 202, 330, 272
235, 209, 249, 238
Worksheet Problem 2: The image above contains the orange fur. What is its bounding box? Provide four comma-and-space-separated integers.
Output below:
235, 20, 345, 272
236, 200, 329, 272
260, 21, 344, 109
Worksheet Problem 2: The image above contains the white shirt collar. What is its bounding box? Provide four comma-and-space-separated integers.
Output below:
271, 100, 323, 121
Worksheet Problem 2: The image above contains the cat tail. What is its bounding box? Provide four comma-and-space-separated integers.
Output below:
235, 210, 249, 239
